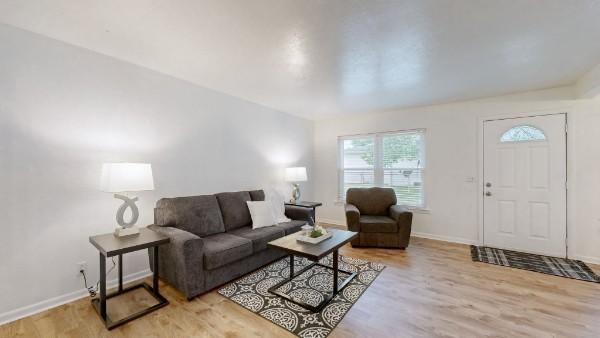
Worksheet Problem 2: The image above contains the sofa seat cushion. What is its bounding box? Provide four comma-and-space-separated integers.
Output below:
359, 215, 398, 233
216, 191, 253, 231
276, 220, 306, 235
228, 226, 285, 252
155, 195, 225, 237
203, 233, 253, 270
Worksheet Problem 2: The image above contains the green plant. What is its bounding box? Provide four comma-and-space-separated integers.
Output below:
310, 229, 322, 238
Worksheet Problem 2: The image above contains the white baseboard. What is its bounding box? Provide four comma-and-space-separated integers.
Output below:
317, 218, 478, 245
0, 269, 152, 326
411, 231, 479, 245
317, 218, 345, 226
409, 234, 600, 265
313, 216, 600, 267
570, 255, 600, 266
318, 217, 478, 246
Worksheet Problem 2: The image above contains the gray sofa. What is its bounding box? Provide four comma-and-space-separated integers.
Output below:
148, 189, 311, 299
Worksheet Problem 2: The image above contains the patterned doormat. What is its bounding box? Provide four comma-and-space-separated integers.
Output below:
471, 246, 600, 283
218, 254, 385, 338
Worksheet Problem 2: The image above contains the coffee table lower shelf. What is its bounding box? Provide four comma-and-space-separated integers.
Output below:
268, 253, 357, 313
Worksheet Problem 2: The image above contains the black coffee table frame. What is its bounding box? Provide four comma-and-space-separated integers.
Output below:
267, 227, 359, 313
268, 250, 357, 312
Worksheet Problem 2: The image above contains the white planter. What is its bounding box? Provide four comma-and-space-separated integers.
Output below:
296, 232, 333, 244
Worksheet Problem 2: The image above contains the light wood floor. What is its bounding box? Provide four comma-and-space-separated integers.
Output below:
3, 236, 600, 338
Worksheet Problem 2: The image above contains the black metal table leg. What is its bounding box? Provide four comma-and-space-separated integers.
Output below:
268, 255, 357, 312
118, 254, 123, 292
153, 246, 159, 292
99, 252, 107, 320
289, 254, 294, 280
333, 250, 339, 294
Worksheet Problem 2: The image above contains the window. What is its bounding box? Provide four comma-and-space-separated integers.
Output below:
500, 125, 546, 142
339, 130, 425, 207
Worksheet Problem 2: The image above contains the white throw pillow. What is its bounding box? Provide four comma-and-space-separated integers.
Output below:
247, 201, 277, 229
265, 188, 291, 223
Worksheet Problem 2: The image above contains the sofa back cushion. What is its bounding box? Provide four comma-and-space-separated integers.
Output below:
155, 195, 225, 237
216, 191, 253, 231
249, 189, 265, 201
346, 187, 397, 216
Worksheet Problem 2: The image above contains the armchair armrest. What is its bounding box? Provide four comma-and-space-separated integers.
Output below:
148, 225, 205, 299
345, 203, 361, 232
389, 205, 413, 226
285, 205, 313, 223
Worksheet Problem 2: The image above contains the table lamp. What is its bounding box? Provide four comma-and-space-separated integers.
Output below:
100, 163, 154, 237
285, 167, 307, 203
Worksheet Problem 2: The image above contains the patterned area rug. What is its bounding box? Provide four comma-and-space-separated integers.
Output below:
218, 254, 385, 338
471, 245, 600, 282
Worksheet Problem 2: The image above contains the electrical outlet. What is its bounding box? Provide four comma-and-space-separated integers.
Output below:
77, 261, 88, 276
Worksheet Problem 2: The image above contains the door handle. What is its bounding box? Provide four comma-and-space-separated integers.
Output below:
486, 182, 492, 187
485, 191, 492, 196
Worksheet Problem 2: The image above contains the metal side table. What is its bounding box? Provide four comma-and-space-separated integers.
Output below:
284, 201, 322, 224
89, 228, 169, 330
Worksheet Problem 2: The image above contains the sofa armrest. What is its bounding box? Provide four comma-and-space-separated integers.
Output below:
345, 204, 361, 232
389, 205, 413, 226
148, 225, 205, 299
285, 205, 313, 224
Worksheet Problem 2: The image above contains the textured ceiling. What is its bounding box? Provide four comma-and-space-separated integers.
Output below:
1, 0, 600, 119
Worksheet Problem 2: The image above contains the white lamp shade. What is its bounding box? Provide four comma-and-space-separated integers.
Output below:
100, 163, 154, 192
285, 167, 307, 182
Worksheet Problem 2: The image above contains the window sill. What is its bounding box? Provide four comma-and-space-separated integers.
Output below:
334, 198, 430, 214
408, 207, 430, 214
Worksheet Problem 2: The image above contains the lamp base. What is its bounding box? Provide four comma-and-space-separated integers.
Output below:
290, 183, 301, 203
114, 226, 140, 237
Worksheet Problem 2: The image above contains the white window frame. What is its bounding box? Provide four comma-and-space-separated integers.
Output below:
338, 129, 427, 209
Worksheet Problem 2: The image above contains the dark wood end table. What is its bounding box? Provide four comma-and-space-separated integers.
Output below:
267, 228, 358, 312
89, 228, 170, 330
284, 201, 323, 224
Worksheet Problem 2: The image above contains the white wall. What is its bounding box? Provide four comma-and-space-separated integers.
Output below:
313, 87, 600, 263
568, 97, 600, 263
577, 62, 600, 98
0, 25, 313, 322
3, 21, 600, 326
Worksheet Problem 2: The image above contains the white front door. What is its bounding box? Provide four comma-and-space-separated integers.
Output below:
483, 114, 567, 257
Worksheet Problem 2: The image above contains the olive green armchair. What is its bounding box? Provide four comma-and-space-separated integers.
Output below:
344, 187, 413, 249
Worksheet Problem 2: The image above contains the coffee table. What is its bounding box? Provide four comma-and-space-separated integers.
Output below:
267, 228, 358, 312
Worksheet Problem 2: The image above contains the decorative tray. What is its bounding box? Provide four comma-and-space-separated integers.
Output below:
296, 232, 333, 244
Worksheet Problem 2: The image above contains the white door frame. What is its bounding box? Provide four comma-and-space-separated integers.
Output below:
476, 110, 569, 257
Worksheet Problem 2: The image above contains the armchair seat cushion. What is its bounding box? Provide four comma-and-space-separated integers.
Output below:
203, 233, 253, 270
359, 215, 398, 233
276, 220, 306, 235
228, 226, 285, 252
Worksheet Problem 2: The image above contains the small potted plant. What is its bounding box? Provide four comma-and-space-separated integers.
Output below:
297, 218, 330, 243
310, 227, 323, 238
310, 224, 328, 237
